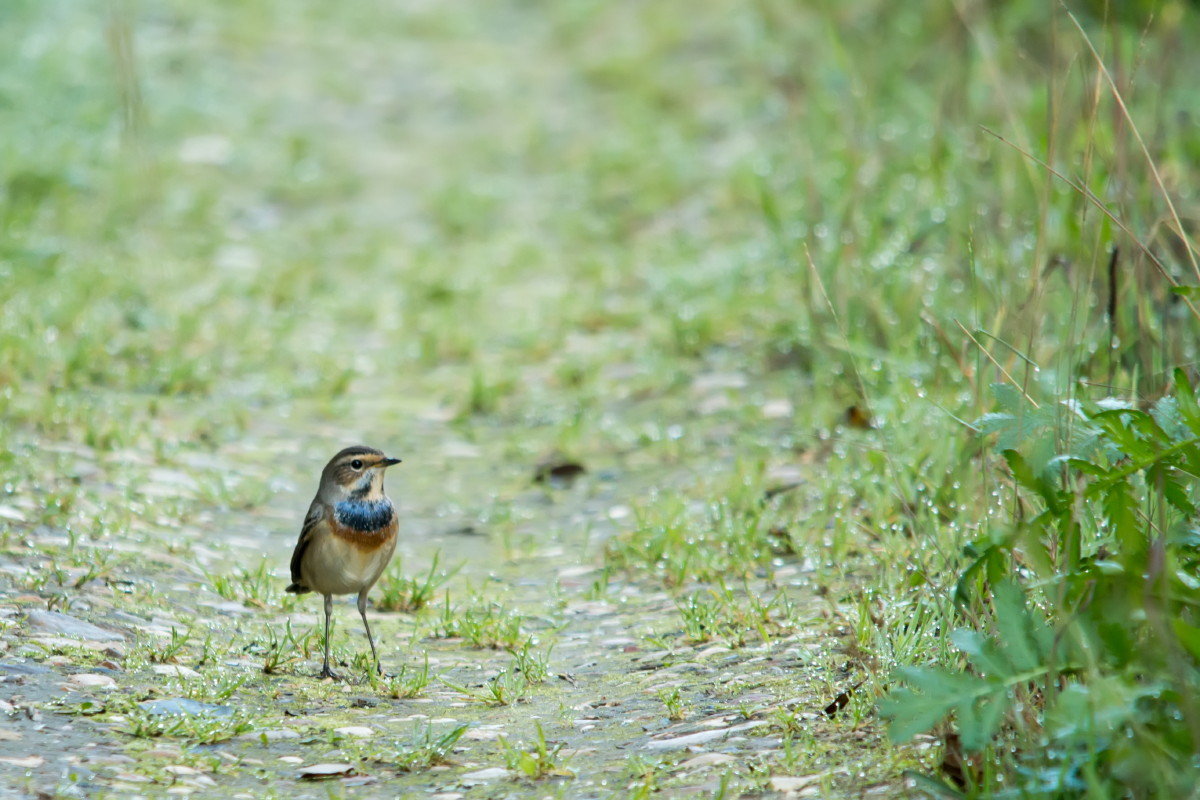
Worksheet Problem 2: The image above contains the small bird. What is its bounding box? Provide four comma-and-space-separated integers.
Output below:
286, 445, 402, 679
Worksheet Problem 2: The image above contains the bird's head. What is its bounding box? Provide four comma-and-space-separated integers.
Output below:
318, 445, 401, 503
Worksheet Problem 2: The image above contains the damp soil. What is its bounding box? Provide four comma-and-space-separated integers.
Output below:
0, 399, 920, 799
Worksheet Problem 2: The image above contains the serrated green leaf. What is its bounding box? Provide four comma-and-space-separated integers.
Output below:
881, 667, 992, 743
1100, 480, 1143, 556
900, 770, 966, 800
1172, 618, 1200, 662
958, 692, 1007, 752
878, 687, 955, 743
1091, 409, 1159, 460
992, 580, 1044, 672
1064, 456, 1108, 477
992, 382, 1024, 414
1151, 396, 1189, 442
1174, 369, 1200, 433
895, 665, 985, 697
951, 628, 1012, 677
954, 543, 1006, 606
1151, 465, 1197, 517
973, 412, 1016, 435
1003, 449, 1062, 512
1091, 617, 1134, 666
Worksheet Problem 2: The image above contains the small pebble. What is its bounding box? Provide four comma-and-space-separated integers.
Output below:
770, 775, 820, 795
299, 763, 354, 780
241, 729, 300, 743
460, 767, 510, 783
681, 753, 736, 768
152, 665, 201, 680
333, 726, 374, 738
68, 673, 117, 690
164, 765, 201, 776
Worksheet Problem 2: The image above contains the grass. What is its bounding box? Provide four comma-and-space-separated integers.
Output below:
369, 653, 432, 700
499, 721, 574, 780
369, 722, 470, 773
427, 596, 529, 651
1, 0, 1198, 797
375, 552, 457, 613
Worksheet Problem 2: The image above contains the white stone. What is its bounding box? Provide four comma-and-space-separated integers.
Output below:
762, 399, 794, 419
333, 726, 374, 738
681, 753, 736, 768
250, 729, 300, 742
298, 763, 354, 779
770, 775, 821, 794
644, 721, 767, 751
68, 673, 117, 690
164, 765, 201, 776
462, 725, 505, 741
460, 767, 510, 782
152, 665, 201, 680
179, 135, 232, 165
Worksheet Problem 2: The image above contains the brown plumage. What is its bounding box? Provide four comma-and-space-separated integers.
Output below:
287, 445, 401, 679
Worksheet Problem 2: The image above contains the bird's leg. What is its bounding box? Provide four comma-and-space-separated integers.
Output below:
319, 593, 338, 680
358, 591, 382, 675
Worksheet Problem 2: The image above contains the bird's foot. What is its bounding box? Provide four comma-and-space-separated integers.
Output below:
318, 666, 340, 681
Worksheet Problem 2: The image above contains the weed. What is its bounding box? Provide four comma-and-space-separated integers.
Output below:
376, 552, 457, 613
658, 687, 686, 721
499, 722, 573, 779
625, 755, 667, 799
208, 560, 276, 608
429, 596, 526, 651
510, 639, 551, 684
391, 723, 469, 772
673, 580, 791, 648
443, 668, 531, 707
371, 654, 432, 700
121, 708, 254, 744
148, 626, 191, 665
606, 468, 782, 587
256, 620, 316, 675
882, 374, 1200, 795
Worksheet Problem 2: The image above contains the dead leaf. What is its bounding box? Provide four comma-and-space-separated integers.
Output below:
940, 731, 984, 789
767, 526, 797, 555
844, 405, 873, 429
822, 680, 865, 717
534, 453, 586, 487
764, 483, 802, 500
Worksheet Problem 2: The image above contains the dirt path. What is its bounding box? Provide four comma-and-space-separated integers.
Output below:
1, 399, 911, 798
1, 1, 927, 796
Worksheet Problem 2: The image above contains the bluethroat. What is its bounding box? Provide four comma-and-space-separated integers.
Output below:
286, 445, 402, 679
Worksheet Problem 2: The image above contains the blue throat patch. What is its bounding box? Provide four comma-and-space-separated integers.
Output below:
334, 498, 394, 532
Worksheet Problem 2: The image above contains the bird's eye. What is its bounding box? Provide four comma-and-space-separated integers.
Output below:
350, 459, 364, 470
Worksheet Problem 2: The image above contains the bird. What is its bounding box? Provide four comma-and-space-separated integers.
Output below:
286, 445, 402, 679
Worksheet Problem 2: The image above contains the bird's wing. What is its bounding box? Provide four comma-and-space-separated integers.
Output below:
289, 500, 325, 588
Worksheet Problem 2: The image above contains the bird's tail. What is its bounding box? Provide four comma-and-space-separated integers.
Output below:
285, 583, 310, 594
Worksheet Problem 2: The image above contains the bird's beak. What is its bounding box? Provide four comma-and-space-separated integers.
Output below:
380, 457, 402, 468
